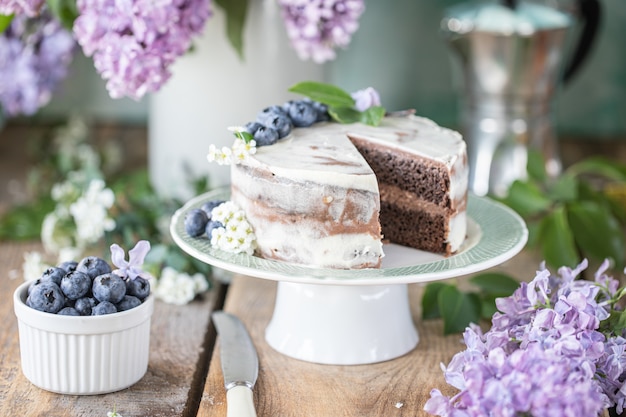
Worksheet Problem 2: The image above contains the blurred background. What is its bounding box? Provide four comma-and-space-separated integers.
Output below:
27, 0, 625, 139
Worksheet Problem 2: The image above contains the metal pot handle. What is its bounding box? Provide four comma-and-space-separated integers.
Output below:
562, 0, 601, 83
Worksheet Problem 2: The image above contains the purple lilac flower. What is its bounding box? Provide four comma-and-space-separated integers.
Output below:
72, 0, 212, 100
0, 0, 45, 17
425, 259, 626, 416
110, 240, 152, 281
351, 87, 380, 112
426, 342, 607, 417
278, 0, 365, 63
0, 13, 76, 116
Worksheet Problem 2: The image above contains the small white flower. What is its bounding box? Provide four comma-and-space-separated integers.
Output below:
41, 212, 73, 255
207, 201, 256, 255
51, 180, 77, 202
154, 267, 207, 305
211, 201, 239, 223
22, 251, 52, 281
193, 273, 209, 294
227, 126, 247, 134
207, 144, 233, 166
231, 138, 257, 163
69, 179, 115, 246
58, 247, 82, 264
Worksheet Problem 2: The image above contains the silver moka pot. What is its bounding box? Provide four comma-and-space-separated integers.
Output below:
442, 0, 600, 196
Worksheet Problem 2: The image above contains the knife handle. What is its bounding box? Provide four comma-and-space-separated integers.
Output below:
226, 385, 257, 417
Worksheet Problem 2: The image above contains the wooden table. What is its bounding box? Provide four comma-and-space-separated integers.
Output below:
0, 238, 543, 417
199, 252, 541, 417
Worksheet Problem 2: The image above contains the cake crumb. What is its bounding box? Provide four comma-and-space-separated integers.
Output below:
395, 402, 404, 409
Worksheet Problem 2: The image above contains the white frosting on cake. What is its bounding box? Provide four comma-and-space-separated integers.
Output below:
243, 125, 377, 191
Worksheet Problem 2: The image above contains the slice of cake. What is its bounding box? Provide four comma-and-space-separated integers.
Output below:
347, 115, 467, 256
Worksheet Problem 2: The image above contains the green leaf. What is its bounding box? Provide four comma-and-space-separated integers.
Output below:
46, 0, 78, 29
359, 106, 385, 126
527, 149, 548, 182
549, 174, 579, 202
0, 14, 13, 33
288, 81, 355, 108
538, 206, 580, 268
501, 180, 552, 218
214, 0, 248, 59
165, 248, 190, 272
479, 294, 500, 320
526, 221, 543, 248
328, 106, 361, 124
469, 273, 520, 296
145, 243, 169, 265
568, 156, 626, 181
421, 282, 447, 319
615, 309, 626, 332
0, 198, 54, 240
438, 285, 481, 335
568, 201, 625, 268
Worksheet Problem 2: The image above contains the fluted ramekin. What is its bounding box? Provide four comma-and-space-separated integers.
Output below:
13, 280, 154, 395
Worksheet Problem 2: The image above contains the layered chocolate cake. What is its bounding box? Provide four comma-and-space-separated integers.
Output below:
348, 116, 467, 256
229, 115, 468, 269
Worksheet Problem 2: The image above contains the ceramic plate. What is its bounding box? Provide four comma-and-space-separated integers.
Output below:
170, 188, 528, 286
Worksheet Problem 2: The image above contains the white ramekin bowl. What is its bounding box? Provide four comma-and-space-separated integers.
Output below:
13, 280, 154, 395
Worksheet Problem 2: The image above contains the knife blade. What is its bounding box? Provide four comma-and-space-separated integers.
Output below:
212, 311, 259, 417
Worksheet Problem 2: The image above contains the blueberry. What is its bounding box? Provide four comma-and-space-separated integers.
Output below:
288, 100, 318, 127
27, 278, 43, 295
58, 307, 80, 316
40, 267, 65, 286
116, 295, 142, 312
74, 296, 97, 316
282, 100, 296, 114
200, 200, 225, 218
184, 208, 209, 237
126, 277, 151, 300
77, 256, 112, 279
26, 281, 65, 314
257, 113, 293, 139
57, 260, 78, 274
311, 101, 330, 122
60, 270, 92, 300
245, 122, 263, 136
206, 220, 225, 240
257, 106, 287, 124
253, 126, 279, 147
92, 273, 127, 304
92, 301, 117, 316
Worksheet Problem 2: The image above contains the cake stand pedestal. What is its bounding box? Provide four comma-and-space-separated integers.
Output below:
267, 281, 417, 364
171, 189, 528, 365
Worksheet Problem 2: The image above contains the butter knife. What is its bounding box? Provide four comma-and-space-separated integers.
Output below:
212, 311, 259, 417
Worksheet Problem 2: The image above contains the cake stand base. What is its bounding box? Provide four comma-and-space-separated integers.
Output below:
265, 281, 419, 365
